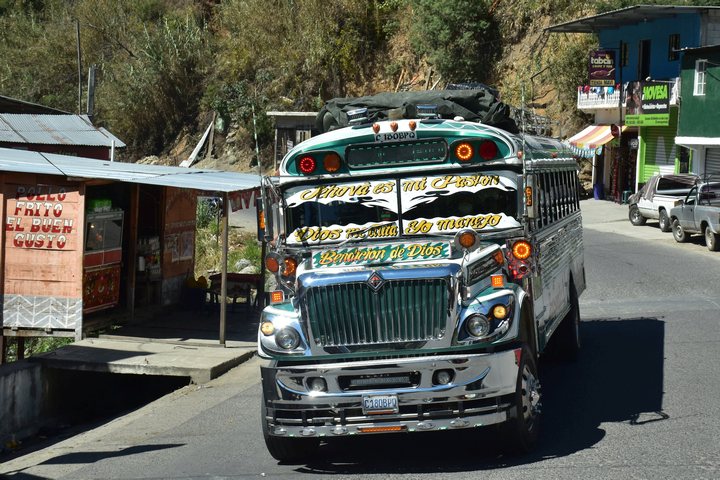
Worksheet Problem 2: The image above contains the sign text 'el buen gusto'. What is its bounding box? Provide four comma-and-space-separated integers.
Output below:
5, 185, 78, 250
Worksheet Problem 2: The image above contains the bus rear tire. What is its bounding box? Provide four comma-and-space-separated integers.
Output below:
554, 282, 581, 361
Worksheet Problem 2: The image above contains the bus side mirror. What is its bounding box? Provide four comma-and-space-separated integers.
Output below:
256, 194, 273, 243
525, 175, 537, 219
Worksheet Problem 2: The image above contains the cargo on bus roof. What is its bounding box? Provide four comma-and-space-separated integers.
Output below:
316, 89, 518, 135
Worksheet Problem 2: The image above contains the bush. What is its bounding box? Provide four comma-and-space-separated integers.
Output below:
409, 0, 499, 84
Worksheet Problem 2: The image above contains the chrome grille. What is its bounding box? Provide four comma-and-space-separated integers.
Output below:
301, 278, 450, 347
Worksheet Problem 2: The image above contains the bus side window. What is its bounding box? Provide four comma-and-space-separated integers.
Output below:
550, 172, 560, 221
562, 171, 569, 217
558, 172, 566, 218
540, 173, 549, 226
576, 172, 581, 210
537, 174, 545, 228
545, 172, 553, 225
572, 170, 579, 212
562, 171, 569, 216
557, 172, 565, 218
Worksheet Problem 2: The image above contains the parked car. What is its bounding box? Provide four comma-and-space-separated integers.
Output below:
669, 181, 720, 251
628, 174, 699, 231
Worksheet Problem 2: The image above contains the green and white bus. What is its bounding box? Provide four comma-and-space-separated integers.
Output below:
257, 98, 585, 461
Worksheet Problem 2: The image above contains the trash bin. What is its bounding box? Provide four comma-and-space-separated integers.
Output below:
593, 183, 605, 200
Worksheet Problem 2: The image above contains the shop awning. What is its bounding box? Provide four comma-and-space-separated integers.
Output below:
565, 124, 626, 158
0, 147, 259, 193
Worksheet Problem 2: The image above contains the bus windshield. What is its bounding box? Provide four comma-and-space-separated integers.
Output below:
284, 172, 521, 245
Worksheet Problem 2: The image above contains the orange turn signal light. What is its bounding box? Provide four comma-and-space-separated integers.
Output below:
282, 257, 298, 277
458, 231, 477, 249
270, 290, 285, 304
493, 250, 504, 265
512, 240, 532, 260
265, 256, 279, 273
491, 274, 505, 288
455, 142, 474, 162
358, 425, 406, 433
323, 152, 341, 172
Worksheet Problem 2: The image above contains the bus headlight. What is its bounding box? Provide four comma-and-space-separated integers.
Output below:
466, 314, 491, 337
275, 328, 301, 350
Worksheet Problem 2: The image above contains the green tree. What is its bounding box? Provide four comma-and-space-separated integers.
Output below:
96, 10, 210, 154
409, 0, 499, 84
0, 1, 80, 111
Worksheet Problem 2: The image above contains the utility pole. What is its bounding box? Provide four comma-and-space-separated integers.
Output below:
75, 20, 83, 115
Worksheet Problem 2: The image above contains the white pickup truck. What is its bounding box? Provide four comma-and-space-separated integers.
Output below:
628, 174, 699, 232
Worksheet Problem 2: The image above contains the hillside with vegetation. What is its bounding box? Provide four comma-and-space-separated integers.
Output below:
0, 0, 713, 170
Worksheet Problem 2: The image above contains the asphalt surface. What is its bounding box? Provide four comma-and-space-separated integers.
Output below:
2, 199, 720, 479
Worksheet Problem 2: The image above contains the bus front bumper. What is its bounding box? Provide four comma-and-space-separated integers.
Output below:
261, 349, 520, 437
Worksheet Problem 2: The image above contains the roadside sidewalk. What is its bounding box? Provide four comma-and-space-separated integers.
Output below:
0, 356, 266, 478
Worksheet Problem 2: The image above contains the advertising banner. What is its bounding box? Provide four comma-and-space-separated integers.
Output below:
588, 50, 616, 87
625, 81, 670, 126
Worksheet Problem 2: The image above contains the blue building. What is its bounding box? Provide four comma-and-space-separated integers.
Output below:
548, 5, 720, 200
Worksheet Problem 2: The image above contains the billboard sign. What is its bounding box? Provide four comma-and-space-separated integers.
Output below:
588, 50, 616, 86
625, 81, 670, 126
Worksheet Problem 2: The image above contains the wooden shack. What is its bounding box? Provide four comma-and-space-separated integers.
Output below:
0, 148, 259, 361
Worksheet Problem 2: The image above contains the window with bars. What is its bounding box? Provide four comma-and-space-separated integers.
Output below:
668, 34, 680, 61
621, 42, 629, 67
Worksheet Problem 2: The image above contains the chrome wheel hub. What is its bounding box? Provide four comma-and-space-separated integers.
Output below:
521, 365, 541, 421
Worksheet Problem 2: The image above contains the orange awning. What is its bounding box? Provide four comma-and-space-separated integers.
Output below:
567, 124, 626, 149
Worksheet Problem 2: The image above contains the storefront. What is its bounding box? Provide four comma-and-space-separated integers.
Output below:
566, 124, 638, 202
636, 107, 681, 187
1, 148, 259, 350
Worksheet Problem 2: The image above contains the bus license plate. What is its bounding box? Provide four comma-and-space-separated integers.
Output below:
362, 395, 399, 415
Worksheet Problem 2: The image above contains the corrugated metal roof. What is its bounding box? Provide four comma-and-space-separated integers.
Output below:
547, 5, 720, 33
0, 114, 126, 148
0, 94, 69, 115
0, 147, 259, 193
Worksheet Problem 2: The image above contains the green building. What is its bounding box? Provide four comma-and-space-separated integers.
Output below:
676, 44, 720, 177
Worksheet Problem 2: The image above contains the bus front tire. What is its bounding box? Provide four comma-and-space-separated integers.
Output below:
502, 345, 541, 454
262, 395, 320, 463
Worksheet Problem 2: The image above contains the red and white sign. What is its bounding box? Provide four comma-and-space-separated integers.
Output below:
5, 184, 79, 250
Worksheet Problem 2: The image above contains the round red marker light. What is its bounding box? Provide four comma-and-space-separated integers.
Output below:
479, 140, 498, 160
298, 156, 316, 174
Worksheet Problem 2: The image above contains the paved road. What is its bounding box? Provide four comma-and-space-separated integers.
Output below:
3, 200, 720, 479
